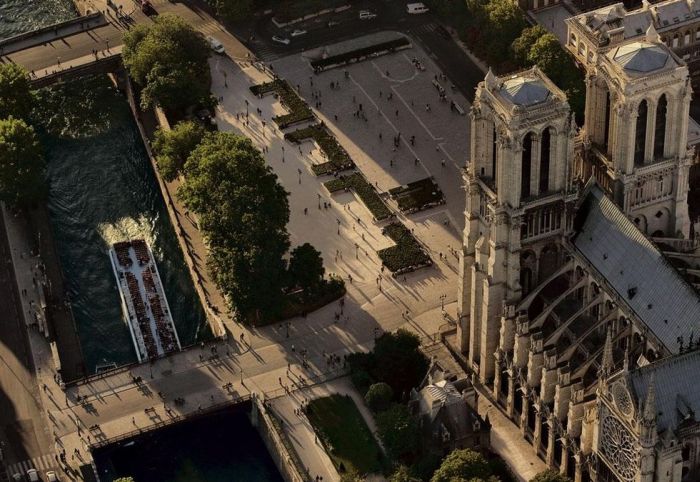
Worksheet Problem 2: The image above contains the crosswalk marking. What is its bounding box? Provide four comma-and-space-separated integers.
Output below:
7, 453, 57, 477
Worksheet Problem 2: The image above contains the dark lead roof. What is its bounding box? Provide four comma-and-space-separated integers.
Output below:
572, 185, 700, 354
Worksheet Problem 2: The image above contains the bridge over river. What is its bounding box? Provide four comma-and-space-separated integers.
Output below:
1, 0, 250, 87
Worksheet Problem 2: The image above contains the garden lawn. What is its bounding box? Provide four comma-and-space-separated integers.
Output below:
285, 124, 354, 175
306, 394, 386, 476
378, 222, 431, 273
389, 178, 445, 213
250, 79, 314, 128
323, 173, 391, 220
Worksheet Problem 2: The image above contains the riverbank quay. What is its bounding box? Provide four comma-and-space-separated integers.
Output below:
2, 204, 86, 382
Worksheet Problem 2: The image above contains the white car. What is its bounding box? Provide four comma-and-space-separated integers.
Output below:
359, 10, 377, 20
272, 35, 291, 45
290, 29, 307, 37
26, 469, 39, 482
207, 36, 225, 54
46, 471, 59, 482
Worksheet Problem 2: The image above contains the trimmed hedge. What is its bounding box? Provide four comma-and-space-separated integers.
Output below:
389, 178, 445, 214
250, 79, 314, 129
285, 123, 354, 175
378, 223, 432, 274
311, 37, 411, 71
323, 172, 392, 221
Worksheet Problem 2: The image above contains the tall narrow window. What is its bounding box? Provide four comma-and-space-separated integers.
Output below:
540, 128, 551, 193
521, 133, 533, 200
654, 95, 667, 158
634, 100, 648, 166
603, 91, 611, 153
492, 124, 497, 185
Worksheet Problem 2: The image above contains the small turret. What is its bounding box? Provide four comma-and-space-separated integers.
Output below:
640, 374, 658, 447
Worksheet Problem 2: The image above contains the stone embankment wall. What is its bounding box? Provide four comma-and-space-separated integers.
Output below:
251, 395, 308, 482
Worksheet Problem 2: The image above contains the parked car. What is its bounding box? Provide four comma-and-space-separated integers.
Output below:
26, 469, 39, 482
272, 35, 290, 45
290, 29, 307, 37
46, 471, 59, 482
407, 2, 429, 14
207, 36, 225, 54
359, 10, 377, 20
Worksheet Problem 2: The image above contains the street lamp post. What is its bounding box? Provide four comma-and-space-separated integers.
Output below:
317, 193, 321, 209
245, 99, 249, 116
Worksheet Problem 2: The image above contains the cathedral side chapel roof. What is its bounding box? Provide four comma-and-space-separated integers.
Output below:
499, 75, 552, 106
611, 41, 674, 72
572, 186, 700, 355
628, 350, 700, 431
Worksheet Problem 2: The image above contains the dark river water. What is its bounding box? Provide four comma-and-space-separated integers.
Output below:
0, 0, 207, 372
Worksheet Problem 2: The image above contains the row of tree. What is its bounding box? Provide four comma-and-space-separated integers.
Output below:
0, 63, 47, 207
154, 123, 337, 322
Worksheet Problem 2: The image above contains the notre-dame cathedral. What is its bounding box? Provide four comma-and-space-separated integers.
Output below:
456, 18, 700, 482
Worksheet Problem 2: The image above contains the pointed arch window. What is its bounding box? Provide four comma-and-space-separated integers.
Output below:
521, 133, 533, 200
540, 128, 551, 193
492, 124, 497, 184
654, 94, 667, 159
634, 100, 648, 166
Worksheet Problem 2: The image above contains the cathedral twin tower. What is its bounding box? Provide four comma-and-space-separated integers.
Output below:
457, 25, 693, 383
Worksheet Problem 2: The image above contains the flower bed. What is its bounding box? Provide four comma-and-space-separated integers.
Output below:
310, 37, 411, 71
388, 178, 445, 214
249, 79, 314, 129
377, 223, 432, 274
323, 173, 392, 221
285, 124, 354, 175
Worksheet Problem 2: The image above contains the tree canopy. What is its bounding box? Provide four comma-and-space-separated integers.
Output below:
430, 449, 493, 482
122, 14, 212, 112
0, 117, 46, 206
530, 470, 571, 482
212, 0, 254, 22
0, 64, 33, 121
288, 242, 324, 293
376, 404, 420, 461
365, 382, 393, 412
178, 132, 290, 319
153, 120, 206, 181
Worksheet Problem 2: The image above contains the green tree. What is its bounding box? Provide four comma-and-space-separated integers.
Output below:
178, 132, 290, 320
153, 121, 206, 181
365, 382, 393, 412
213, 0, 254, 22
376, 404, 420, 461
372, 329, 429, 399
483, 0, 527, 64
288, 242, 324, 292
122, 14, 212, 112
527, 34, 571, 84
511, 25, 548, 66
530, 470, 571, 482
0, 118, 45, 206
390, 464, 420, 482
0, 64, 33, 121
431, 449, 492, 482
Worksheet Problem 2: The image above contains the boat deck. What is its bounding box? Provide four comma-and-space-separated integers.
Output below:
109, 240, 181, 362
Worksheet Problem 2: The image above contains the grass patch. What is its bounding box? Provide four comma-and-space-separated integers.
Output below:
378, 223, 432, 274
285, 123, 354, 175
306, 394, 387, 476
388, 178, 445, 214
323, 173, 392, 220
311, 37, 411, 71
249, 79, 314, 129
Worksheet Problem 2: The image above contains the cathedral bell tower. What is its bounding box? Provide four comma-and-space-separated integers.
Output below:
578, 25, 692, 237
458, 67, 576, 383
